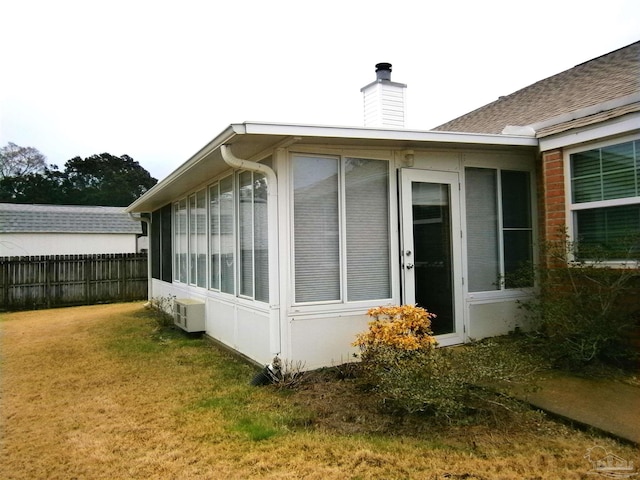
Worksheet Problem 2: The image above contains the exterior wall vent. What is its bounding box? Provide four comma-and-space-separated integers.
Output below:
361, 63, 407, 128
174, 298, 205, 332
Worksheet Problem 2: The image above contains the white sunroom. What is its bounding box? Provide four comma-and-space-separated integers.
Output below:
126, 121, 539, 370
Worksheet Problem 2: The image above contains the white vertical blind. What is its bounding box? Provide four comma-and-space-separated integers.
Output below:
239, 171, 254, 297
254, 172, 269, 302
345, 158, 390, 301
195, 189, 207, 287
209, 183, 220, 290
293, 155, 340, 303
174, 199, 188, 283
220, 176, 235, 294
465, 168, 499, 292
189, 194, 197, 285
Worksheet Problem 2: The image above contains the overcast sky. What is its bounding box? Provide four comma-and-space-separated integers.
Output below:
1, 0, 639, 181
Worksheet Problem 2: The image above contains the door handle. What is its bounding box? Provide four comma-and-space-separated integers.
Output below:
405, 263, 414, 270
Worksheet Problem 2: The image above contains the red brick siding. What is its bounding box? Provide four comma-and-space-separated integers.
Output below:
540, 149, 566, 243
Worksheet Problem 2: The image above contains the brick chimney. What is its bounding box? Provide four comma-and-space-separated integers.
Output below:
360, 63, 407, 128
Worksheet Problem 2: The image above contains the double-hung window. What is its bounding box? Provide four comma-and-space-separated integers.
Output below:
465, 167, 534, 291
292, 154, 391, 304
569, 138, 640, 261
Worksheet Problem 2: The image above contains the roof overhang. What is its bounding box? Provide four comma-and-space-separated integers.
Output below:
502, 93, 640, 152
126, 121, 538, 213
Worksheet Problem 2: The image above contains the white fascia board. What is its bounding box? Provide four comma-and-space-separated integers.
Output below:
126, 121, 538, 213
538, 113, 640, 152
240, 121, 539, 147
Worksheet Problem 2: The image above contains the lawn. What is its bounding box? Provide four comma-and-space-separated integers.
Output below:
1, 302, 637, 479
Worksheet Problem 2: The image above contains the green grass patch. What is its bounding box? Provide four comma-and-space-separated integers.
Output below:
232, 416, 279, 441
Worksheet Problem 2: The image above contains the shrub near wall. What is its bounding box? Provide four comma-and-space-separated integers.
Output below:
520, 241, 640, 369
353, 306, 536, 422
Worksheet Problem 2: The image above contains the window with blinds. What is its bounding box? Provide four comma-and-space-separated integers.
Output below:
570, 140, 640, 260
293, 155, 391, 304
465, 167, 533, 292
174, 198, 188, 283
188, 189, 208, 287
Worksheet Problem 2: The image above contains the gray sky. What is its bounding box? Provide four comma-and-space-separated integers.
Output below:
1, 0, 639, 180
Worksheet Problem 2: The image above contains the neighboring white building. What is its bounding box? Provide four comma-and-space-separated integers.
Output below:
0, 203, 144, 256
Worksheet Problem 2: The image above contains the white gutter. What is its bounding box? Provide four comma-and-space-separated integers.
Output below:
220, 144, 281, 356
128, 213, 153, 303
220, 144, 277, 188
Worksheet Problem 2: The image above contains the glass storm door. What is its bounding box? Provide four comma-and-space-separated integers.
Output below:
400, 169, 464, 346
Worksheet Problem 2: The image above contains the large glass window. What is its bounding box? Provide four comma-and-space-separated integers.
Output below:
219, 175, 235, 294
238, 171, 269, 301
209, 183, 220, 290
254, 172, 269, 302
345, 158, 390, 301
174, 199, 188, 283
293, 155, 390, 304
207, 170, 269, 302
570, 140, 640, 260
294, 156, 340, 303
195, 189, 207, 287
465, 168, 533, 292
152, 204, 173, 282
239, 171, 254, 297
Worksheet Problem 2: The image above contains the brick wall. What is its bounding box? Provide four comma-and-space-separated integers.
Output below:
540, 149, 566, 242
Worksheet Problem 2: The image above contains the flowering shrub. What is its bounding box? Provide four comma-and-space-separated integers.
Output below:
354, 305, 538, 422
353, 305, 437, 351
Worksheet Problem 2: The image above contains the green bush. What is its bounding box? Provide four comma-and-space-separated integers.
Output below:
519, 234, 640, 370
355, 306, 538, 422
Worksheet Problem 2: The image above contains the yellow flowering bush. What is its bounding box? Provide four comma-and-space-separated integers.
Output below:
353, 305, 437, 351
353, 305, 537, 421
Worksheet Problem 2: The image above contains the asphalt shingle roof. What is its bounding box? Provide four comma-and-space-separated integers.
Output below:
0, 203, 142, 234
433, 41, 640, 135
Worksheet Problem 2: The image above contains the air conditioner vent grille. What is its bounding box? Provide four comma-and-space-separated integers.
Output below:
173, 298, 205, 332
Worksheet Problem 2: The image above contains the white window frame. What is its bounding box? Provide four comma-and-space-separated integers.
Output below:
206, 169, 270, 302
462, 155, 537, 301
173, 198, 189, 284
564, 133, 640, 265
290, 153, 395, 307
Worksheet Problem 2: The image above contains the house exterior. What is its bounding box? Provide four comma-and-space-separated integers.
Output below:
435, 41, 640, 258
0, 203, 144, 256
127, 44, 638, 370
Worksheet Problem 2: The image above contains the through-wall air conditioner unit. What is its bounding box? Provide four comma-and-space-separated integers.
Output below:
173, 298, 205, 333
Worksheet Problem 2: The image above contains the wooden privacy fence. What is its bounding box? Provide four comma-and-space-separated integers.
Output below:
0, 253, 148, 311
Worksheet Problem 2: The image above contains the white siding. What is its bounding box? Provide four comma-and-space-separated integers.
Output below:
0, 233, 138, 256
362, 82, 406, 128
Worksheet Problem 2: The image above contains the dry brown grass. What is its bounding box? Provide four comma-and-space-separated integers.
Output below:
1, 303, 638, 479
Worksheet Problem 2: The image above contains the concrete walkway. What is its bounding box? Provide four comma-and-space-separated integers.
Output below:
514, 373, 640, 444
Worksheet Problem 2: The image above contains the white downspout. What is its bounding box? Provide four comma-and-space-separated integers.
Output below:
220, 145, 281, 356
128, 213, 153, 303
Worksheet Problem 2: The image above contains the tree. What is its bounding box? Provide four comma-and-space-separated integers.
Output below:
0, 142, 48, 179
60, 153, 157, 206
0, 148, 157, 207
0, 169, 64, 204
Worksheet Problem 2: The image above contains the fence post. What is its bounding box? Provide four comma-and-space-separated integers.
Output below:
1, 258, 8, 309
46, 256, 52, 309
